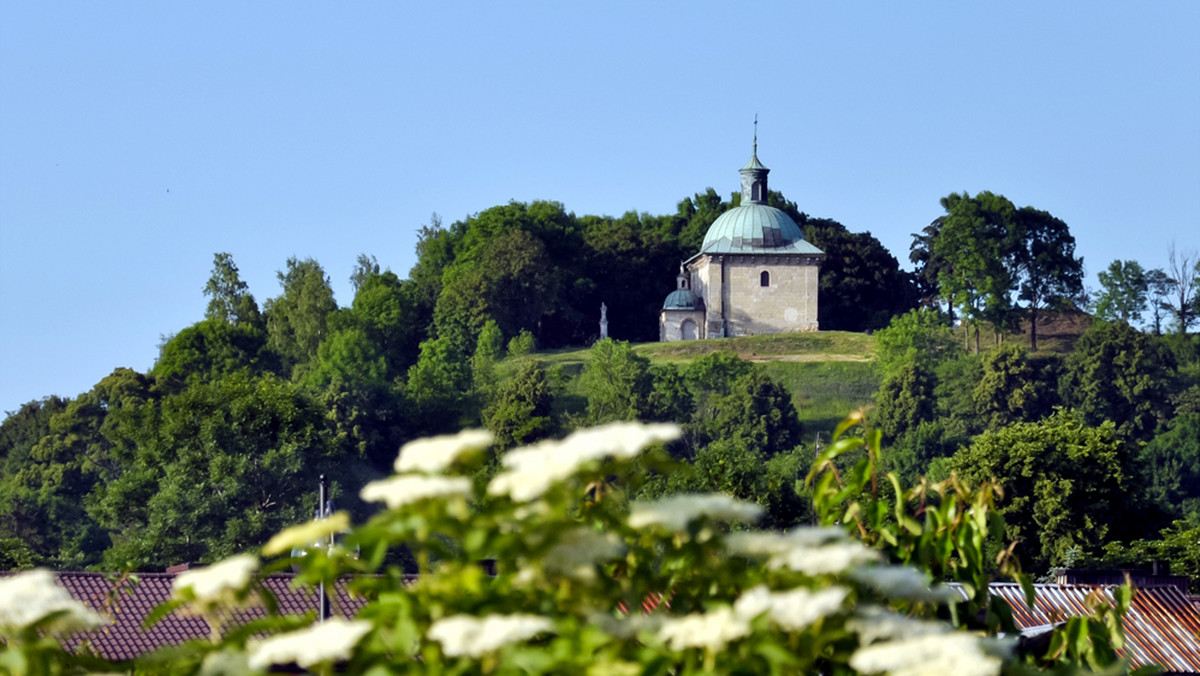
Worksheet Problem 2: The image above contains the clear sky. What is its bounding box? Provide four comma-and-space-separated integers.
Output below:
2, 2, 1198, 415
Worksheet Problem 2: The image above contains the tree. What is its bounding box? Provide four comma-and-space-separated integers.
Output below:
693, 369, 803, 460
579, 339, 653, 424
1145, 267, 1174, 335
1059, 320, 1177, 441
90, 371, 334, 569
349, 253, 380, 292
153, 319, 278, 392
203, 252, 262, 328
972, 345, 1058, 430
931, 192, 1018, 351
347, 270, 423, 377
1137, 413, 1200, 523
909, 218, 950, 315
1092, 260, 1148, 324
949, 409, 1131, 569
406, 336, 473, 435
872, 308, 961, 378
1012, 207, 1083, 351
483, 360, 553, 451
1162, 243, 1198, 334
264, 257, 338, 374
874, 360, 936, 442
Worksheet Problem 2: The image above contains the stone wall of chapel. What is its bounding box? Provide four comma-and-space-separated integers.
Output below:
689, 257, 725, 338
660, 309, 707, 341
722, 257, 820, 335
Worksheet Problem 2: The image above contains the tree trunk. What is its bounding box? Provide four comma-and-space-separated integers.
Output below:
1029, 306, 1039, 352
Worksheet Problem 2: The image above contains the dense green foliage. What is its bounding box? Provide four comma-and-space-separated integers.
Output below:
0, 187, 1194, 602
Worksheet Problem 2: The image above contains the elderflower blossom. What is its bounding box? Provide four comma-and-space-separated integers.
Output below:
733, 584, 849, 631
850, 632, 1003, 676
428, 614, 555, 658
262, 511, 351, 556
656, 607, 750, 651
628, 494, 763, 531
726, 526, 848, 555
488, 422, 680, 502
727, 528, 878, 575
360, 475, 471, 509
846, 607, 950, 645
248, 618, 372, 669
0, 569, 108, 634
849, 565, 955, 602
172, 554, 258, 601
394, 429, 494, 474
544, 528, 625, 580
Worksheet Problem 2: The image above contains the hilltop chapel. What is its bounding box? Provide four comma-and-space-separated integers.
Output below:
659, 140, 824, 341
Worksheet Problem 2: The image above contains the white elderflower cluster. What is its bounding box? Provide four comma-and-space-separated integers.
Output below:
544, 528, 625, 580
656, 607, 750, 652
360, 475, 472, 509
849, 631, 1003, 676
628, 494, 763, 532
0, 569, 108, 635
428, 614, 555, 658
846, 607, 950, 645
489, 422, 680, 502
248, 618, 372, 669
172, 554, 259, 602
848, 564, 955, 603
733, 585, 849, 632
262, 511, 350, 556
726, 528, 878, 575
394, 429, 494, 474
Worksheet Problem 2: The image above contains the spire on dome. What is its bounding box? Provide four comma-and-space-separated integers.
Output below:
740, 116, 769, 203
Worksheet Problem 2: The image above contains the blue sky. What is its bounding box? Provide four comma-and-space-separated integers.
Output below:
2, 2, 1198, 415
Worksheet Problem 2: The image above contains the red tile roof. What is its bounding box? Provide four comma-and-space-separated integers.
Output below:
17, 571, 370, 662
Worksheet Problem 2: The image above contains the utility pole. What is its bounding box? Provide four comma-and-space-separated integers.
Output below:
317, 474, 332, 623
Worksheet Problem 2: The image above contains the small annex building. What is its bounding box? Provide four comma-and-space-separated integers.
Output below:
660, 140, 824, 341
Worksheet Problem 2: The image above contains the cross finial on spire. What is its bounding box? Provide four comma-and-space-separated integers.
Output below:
753, 114, 758, 156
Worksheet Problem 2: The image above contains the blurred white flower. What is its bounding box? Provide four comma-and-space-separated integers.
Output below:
0, 569, 108, 634
172, 555, 258, 601
544, 528, 625, 580
770, 541, 879, 574
850, 632, 1002, 676
657, 607, 750, 651
728, 529, 878, 575
248, 618, 371, 669
726, 526, 848, 556
360, 475, 471, 509
488, 422, 680, 502
394, 429, 494, 474
262, 511, 350, 556
628, 494, 763, 531
849, 565, 955, 602
733, 584, 848, 631
847, 607, 949, 645
428, 614, 554, 658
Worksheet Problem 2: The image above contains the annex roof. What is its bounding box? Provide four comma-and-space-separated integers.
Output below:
980, 583, 1200, 674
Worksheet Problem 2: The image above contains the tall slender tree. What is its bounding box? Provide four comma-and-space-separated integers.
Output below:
1012, 206, 1083, 351
203, 252, 262, 328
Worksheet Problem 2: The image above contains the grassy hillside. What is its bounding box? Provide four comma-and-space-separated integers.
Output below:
515, 331, 881, 441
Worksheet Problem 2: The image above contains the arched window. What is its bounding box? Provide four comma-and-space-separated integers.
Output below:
760, 270, 770, 287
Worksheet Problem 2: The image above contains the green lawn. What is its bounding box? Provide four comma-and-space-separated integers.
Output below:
504, 332, 880, 438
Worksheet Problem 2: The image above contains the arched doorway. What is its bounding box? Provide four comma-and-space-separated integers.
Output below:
680, 319, 697, 340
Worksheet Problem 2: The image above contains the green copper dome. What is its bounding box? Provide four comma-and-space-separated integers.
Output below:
662, 288, 702, 310
699, 203, 823, 255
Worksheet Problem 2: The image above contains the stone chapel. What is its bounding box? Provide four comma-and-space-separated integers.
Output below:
659, 142, 824, 341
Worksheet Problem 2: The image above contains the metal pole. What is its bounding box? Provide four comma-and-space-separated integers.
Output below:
318, 474, 329, 623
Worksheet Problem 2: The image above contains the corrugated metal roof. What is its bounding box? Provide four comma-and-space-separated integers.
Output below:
973, 583, 1200, 674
